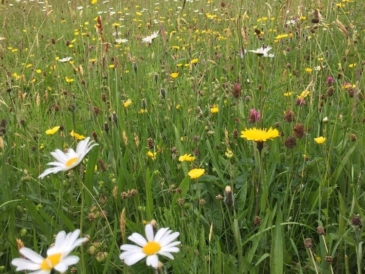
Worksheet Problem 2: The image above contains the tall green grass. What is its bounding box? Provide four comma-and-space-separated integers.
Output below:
1, 0, 365, 273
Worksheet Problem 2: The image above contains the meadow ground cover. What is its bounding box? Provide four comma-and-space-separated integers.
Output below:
0, 0, 365, 273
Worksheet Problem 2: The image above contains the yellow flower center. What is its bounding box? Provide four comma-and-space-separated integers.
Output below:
65, 157, 78, 167
40, 253, 62, 270
142, 241, 161, 256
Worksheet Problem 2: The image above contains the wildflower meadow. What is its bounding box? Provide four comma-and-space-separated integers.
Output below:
1, 0, 365, 273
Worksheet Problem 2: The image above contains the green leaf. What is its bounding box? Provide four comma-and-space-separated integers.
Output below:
270, 209, 283, 274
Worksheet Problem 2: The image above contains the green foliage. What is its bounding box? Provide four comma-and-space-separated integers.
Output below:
1, 0, 365, 273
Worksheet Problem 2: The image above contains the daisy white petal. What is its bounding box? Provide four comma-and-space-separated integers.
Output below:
128, 233, 148, 246
158, 251, 175, 259
146, 254, 159, 268
120, 244, 142, 251
38, 167, 65, 179
145, 224, 155, 242
38, 138, 98, 179
11, 258, 42, 271
160, 232, 180, 246
120, 224, 180, 268
19, 248, 45, 264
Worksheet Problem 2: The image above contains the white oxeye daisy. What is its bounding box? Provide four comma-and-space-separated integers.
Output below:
142, 31, 159, 44
58, 57, 72, 62
248, 45, 274, 57
115, 38, 128, 44
120, 224, 180, 268
38, 137, 98, 179
12, 229, 87, 273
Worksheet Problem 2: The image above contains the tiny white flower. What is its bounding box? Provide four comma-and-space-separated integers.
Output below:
120, 224, 180, 268
286, 19, 297, 26
58, 57, 72, 63
115, 38, 128, 44
322, 117, 328, 123
248, 45, 274, 57
142, 31, 159, 44
314, 65, 325, 71
12, 229, 87, 273
38, 137, 98, 179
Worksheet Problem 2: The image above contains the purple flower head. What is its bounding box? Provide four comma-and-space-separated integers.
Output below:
327, 76, 334, 85
248, 109, 261, 123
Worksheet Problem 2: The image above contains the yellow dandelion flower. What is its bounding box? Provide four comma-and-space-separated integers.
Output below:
147, 151, 157, 160
123, 99, 132, 108
298, 91, 310, 99
91, 0, 97, 4
179, 154, 196, 162
305, 68, 313, 73
188, 168, 205, 179
314, 136, 326, 144
240, 127, 279, 142
170, 72, 179, 79
45, 126, 60, 135
65, 76, 74, 83
70, 130, 85, 140
190, 58, 199, 65
210, 105, 219, 114
275, 34, 288, 40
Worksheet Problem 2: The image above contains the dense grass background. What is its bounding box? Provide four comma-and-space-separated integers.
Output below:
1, 0, 365, 273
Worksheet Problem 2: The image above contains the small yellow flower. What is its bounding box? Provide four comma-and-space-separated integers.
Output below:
70, 130, 85, 140
297, 90, 310, 99
225, 148, 234, 158
147, 151, 157, 160
91, 0, 97, 4
188, 168, 205, 179
190, 58, 199, 65
210, 105, 219, 114
45, 126, 60, 135
283, 92, 293, 96
123, 99, 132, 108
138, 109, 148, 114
275, 34, 288, 40
170, 72, 179, 79
179, 154, 196, 162
349, 63, 356, 68
65, 76, 74, 83
305, 68, 313, 73
314, 136, 326, 144
109, 64, 115, 69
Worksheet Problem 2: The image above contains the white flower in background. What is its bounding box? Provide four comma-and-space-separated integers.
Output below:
0, 36, 5, 41
314, 65, 325, 71
248, 45, 274, 57
142, 31, 159, 44
38, 137, 98, 179
58, 57, 72, 63
120, 224, 180, 268
115, 38, 128, 44
12, 229, 87, 273
286, 19, 297, 26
